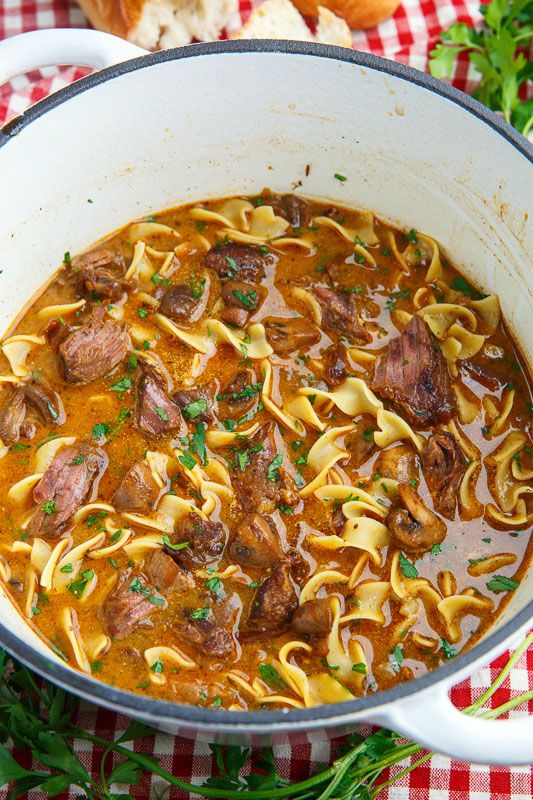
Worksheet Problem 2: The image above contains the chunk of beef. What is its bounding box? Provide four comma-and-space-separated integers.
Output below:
291, 598, 333, 637
285, 547, 310, 587
374, 444, 418, 485
231, 422, 298, 514
158, 283, 207, 325
24, 379, 66, 426
217, 368, 259, 421
269, 193, 313, 229
228, 513, 282, 568
136, 364, 183, 436
220, 279, 264, 328
263, 316, 321, 356
461, 359, 505, 393
173, 387, 214, 425
421, 432, 465, 520
324, 342, 348, 387
221, 280, 263, 312
345, 416, 378, 468
386, 483, 447, 553
220, 306, 250, 328
28, 444, 107, 537
146, 550, 194, 595
73, 248, 130, 302
171, 513, 226, 569
332, 505, 346, 535
176, 614, 236, 662
102, 570, 165, 640
313, 286, 371, 344
113, 460, 160, 513
58, 306, 130, 384
42, 317, 72, 349
0, 388, 26, 445
0, 379, 65, 446
205, 243, 273, 281
371, 316, 455, 427
244, 561, 298, 638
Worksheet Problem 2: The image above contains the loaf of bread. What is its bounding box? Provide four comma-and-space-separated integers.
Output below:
291, 0, 401, 29
75, 0, 355, 50
231, 0, 351, 47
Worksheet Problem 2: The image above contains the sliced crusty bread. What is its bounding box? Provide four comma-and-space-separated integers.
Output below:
76, 0, 239, 50
231, 0, 351, 47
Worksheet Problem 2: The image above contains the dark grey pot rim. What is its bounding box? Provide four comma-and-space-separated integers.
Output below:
0, 39, 531, 728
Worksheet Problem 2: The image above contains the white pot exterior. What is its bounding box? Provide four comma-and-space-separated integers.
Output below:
0, 32, 531, 764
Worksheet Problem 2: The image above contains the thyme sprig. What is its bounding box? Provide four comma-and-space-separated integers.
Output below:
0, 634, 531, 799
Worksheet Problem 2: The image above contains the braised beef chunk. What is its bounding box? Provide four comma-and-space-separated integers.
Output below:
158, 284, 207, 325
386, 483, 447, 553
324, 342, 348, 387
24, 379, 66, 426
222, 280, 263, 312
173, 387, 214, 424
285, 547, 310, 587
0, 379, 65, 446
332, 505, 346, 536
73, 248, 130, 302
220, 306, 251, 328
229, 513, 282, 568
28, 444, 107, 538
113, 460, 160, 513
313, 286, 371, 344
176, 613, 236, 661
102, 570, 166, 640
270, 193, 313, 229
421, 432, 465, 520
171, 512, 226, 569
371, 316, 455, 427
461, 359, 505, 393
0, 389, 26, 445
42, 317, 72, 349
244, 561, 298, 637
345, 417, 378, 468
217, 368, 259, 420
59, 306, 130, 384
374, 444, 419, 485
146, 550, 194, 595
291, 598, 333, 638
136, 364, 183, 436
231, 422, 298, 514
205, 243, 273, 281
263, 316, 321, 356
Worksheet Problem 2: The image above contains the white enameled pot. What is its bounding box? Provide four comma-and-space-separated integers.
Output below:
0, 28, 532, 765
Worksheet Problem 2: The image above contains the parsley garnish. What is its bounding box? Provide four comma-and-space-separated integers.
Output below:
41, 501, 57, 515
399, 553, 418, 579
334, 173, 347, 182
128, 576, 165, 606
486, 575, 519, 592
155, 406, 169, 421
183, 398, 207, 419
190, 607, 210, 620
267, 453, 283, 483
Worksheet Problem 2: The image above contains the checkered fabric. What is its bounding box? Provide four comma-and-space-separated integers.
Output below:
0, 0, 531, 796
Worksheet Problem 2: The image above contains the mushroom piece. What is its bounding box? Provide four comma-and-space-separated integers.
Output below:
386, 483, 446, 553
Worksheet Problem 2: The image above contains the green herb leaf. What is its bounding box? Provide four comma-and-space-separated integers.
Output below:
190, 607, 210, 620
183, 398, 207, 419
487, 575, 519, 592
258, 663, 287, 689
399, 553, 419, 579
162, 533, 189, 551
92, 422, 110, 439
441, 639, 458, 660
267, 453, 283, 483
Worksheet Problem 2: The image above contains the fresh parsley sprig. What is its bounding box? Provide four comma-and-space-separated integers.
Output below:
429, 0, 533, 137
0, 634, 531, 798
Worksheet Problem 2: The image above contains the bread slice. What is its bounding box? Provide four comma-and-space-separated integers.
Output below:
231, 0, 351, 47
76, 0, 239, 50
291, 0, 401, 30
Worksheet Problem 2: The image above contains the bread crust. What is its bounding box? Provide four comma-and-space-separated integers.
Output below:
292, 0, 401, 29
76, 0, 144, 39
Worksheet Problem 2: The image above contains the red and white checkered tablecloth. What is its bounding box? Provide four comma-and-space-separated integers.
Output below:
0, 0, 532, 797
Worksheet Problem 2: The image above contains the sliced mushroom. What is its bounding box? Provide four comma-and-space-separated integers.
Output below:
386, 483, 446, 553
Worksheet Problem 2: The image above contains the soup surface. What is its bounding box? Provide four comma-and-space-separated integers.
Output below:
0, 192, 531, 710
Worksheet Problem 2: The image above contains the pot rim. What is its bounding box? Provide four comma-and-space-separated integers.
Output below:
0, 38, 531, 728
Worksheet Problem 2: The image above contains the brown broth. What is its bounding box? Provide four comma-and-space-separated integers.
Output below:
0, 192, 531, 710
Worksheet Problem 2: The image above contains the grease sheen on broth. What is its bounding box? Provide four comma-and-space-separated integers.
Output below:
0, 191, 531, 711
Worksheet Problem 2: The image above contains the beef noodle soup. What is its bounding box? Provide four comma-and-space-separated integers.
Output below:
0, 192, 531, 710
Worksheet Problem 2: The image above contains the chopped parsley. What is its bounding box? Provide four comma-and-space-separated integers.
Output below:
137, 307, 149, 318
67, 454, 85, 466
67, 570, 95, 600
155, 406, 169, 421
190, 607, 210, 620
486, 575, 519, 592
334, 173, 347, 182
128, 576, 165, 606
41, 501, 57, 516
406, 228, 418, 243
150, 660, 164, 674
399, 553, 419, 579
205, 576, 222, 594
389, 645, 404, 673
59, 563, 73, 574
451, 276, 484, 300
190, 276, 206, 299
178, 450, 197, 470
441, 639, 458, 660
183, 398, 207, 419
267, 453, 283, 483
232, 289, 257, 309
259, 663, 286, 689
162, 533, 189, 551
109, 377, 132, 396
351, 662, 367, 674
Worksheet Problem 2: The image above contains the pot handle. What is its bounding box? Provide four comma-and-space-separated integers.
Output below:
0, 28, 147, 86
369, 682, 533, 766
